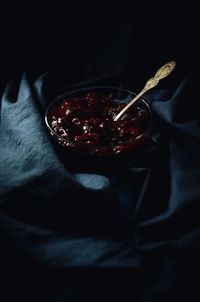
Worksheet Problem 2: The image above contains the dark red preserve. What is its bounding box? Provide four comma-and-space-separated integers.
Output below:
48, 92, 150, 155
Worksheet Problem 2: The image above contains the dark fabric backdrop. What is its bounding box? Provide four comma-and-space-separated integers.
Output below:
0, 1, 200, 302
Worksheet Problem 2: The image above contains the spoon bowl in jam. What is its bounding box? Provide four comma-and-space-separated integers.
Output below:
45, 86, 152, 156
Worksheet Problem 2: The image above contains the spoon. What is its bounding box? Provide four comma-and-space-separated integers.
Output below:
114, 61, 176, 122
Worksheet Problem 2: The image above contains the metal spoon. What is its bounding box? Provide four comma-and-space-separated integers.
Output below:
114, 61, 176, 122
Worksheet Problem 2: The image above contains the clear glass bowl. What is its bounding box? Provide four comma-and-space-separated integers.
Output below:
45, 86, 152, 156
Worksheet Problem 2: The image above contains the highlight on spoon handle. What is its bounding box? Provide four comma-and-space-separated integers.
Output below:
114, 81, 158, 121
155, 60, 176, 80
114, 89, 146, 121
114, 60, 176, 122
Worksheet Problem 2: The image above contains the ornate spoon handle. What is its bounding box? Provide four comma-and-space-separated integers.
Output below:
114, 61, 176, 121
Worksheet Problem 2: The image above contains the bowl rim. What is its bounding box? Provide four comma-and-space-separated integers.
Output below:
45, 85, 152, 152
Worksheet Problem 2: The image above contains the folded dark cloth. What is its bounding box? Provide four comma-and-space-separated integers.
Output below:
0, 70, 200, 301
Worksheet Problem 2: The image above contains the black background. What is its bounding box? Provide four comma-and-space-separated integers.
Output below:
0, 1, 199, 88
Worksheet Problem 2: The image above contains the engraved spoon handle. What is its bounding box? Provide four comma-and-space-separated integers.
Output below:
114, 61, 176, 122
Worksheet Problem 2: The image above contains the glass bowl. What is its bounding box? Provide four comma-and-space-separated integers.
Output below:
45, 86, 152, 157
